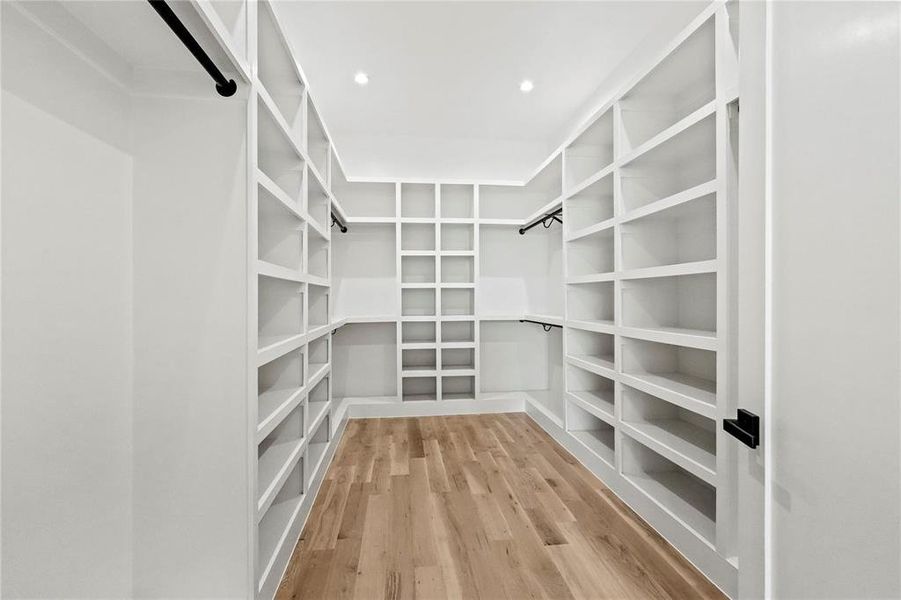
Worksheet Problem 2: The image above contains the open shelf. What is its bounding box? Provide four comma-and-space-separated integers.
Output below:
621, 384, 716, 483
621, 338, 716, 413
307, 377, 330, 434
620, 111, 716, 212
440, 184, 474, 219
307, 285, 329, 329
257, 456, 304, 587
618, 17, 715, 156
479, 320, 555, 394
441, 256, 474, 284
441, 320, 474, 343
402, 376, 437, 402
441, 288, 474, 316
308, 334, 329, 377
621, 192, 716, 270
621, 272, 716, 341
566, 364, 615, 421
402, 288, 436, 317
402, 321, 436, 344
566, 171, 614, 238
258, 348, 304, 439
258, 96, 303, 204
306, 100, 329, 180
566, 227, 614, 277
258, 278, 303, 350
307, 234, 328, 280
257, 402, 304, 515
564, 108, 614, 191
621, 436, 716, 545
401, 183, 436, 218
333, 179, 395, 219
332, 223, 397, 319
402, 348, 437, 374
305, 414, 330, 487
258, 186, 303, 271
332, 322, 397, 400
567, 400, 615, 467
402, 255, 436, 284
566, 281, 614, 324
441, 347, 475, 372
257, 2, 304, 142
401, 223, 436, 251
441, 223, 474, 252
442, 375, 475, 400
307, 169, 330, 230
566, 329, 615, 375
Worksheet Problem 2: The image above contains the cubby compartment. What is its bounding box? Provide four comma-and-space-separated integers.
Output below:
401, 255, 436, 283
620, 112, 716, 213
258, 185, 303, 270
618, 17, 716, 155
257, 2, 304, 140
566, 329, 615, 373
566, 228, 614, 277
441, 288, 474, 316
441, 375, 475, 400
401, 183, 436, 218
567, 400, 615, 467
258, 348, 304, 433
566, 282, 614, 326
621, 273, 716, 336
259, 278, 303, 348
307, 376, 330, 436
440, 184, 474, 219
620, 193, 716, 270
402, 348, 437, 373
402, 321, 436, 344
308, 334, 329, 375
306, 101, 329, 179
402, 288, 436, 317
257, 402, 304, 514
307, 170, 330, 228
332, 224, 397, 319
440, 256, 474, 283
401, 223, 436, 251
402, 376, 437, 402
621, 436, 716, 544
307, 234, 329, 280
621, 338, 716, 411
441, 347, 475, 372
621, 385, 716, 478
441, 320, 474, 343
565, 172, 615, 236
307, 284, 329, 329
305, 415, 330, 487
257, 455, 304, 585
258, 97, 304, 203
564, 108, 614, 191
333, 323, 397, 400
566, 365, 615, 420
333, 179, 396, 219
441, 223, 474, 251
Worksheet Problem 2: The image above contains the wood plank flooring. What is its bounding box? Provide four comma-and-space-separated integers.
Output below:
276, 414, 725, 600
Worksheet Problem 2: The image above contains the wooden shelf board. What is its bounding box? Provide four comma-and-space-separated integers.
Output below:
566, 273, 616, 284
620, 100, 716, 167
624, 469, 715, 546
257, 437, 305, 519
619, 260, 717, 281
621, 420, 716, 485
257, 260, 305, 283
570, 428, 615, 468
257, 333, 305, 367
621, 371, 716, 415
566, 319, 616, 334
620, 179, 717, 225
565, 217, 616, 243
257, 386, 305, 442
619, 325, 717, 351
567, 354, 616, 377
566, 390, 615, 424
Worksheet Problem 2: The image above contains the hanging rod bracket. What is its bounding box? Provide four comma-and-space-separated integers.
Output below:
331, 212, 348, 233
147, 0, 238, 97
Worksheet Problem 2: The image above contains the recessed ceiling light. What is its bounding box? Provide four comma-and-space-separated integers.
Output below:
519, 79, 534, 93
354, 72, 369, 86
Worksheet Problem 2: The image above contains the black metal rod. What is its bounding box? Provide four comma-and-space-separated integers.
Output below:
519, 208, 563, 235
147, 0, 237, 97
331, 212, 348, 233
519, 319, 562, 331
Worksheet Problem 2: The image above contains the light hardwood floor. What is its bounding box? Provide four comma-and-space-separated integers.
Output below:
276, 413, 725, 600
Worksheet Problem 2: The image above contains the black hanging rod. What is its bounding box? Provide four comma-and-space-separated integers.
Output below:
519, 208, 562, 235
519, 319, 562, 332
147, 0, 237, 97
331, 212, 348, 233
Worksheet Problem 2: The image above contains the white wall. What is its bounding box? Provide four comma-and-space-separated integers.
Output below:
770, 2, 900, 597
1, 6, 134, 596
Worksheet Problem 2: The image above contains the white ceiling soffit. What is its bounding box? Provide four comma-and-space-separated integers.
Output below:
275, 1, 708, 183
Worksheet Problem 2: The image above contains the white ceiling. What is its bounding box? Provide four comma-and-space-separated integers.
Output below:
275, 1, 707, 182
